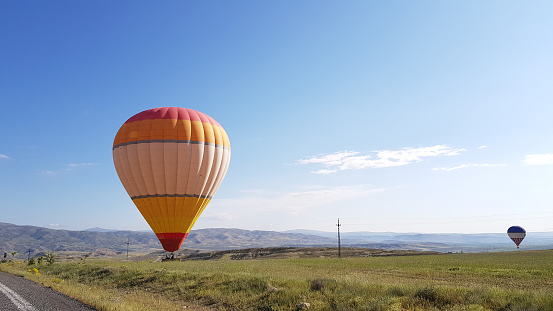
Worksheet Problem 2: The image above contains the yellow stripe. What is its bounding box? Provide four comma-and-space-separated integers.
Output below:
132, 196, 211, 233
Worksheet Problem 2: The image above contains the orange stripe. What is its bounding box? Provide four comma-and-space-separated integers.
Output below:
113, 119, 230, 148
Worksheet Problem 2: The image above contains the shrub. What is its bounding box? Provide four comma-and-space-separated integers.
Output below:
386, 286, 405, 297
45, 251, 56, 265
310, 278, 326, 291
415, 286, 438, 303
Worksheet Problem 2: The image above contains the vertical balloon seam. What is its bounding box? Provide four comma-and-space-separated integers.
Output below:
208, 148, 226, 199
188, 122, 208, 234
216, 148, 230, 196
121, 146, 139, 198
162, 143, 172, 217
114, 126, 136, 198
197, 142, 215, 199
186, 114, 208, 235
204, 123, 222, 197
203, 147, 222, 199
175, 142, 191, 235
161, 110, 174, 229
212, 148, 230, 198
117, 146, 134, 199
138, 122, 155, 231
159, 119, 171, 233
153, 127, 170, 234
170, 119, 179, 222
202, 124, 224, 198
120, 124, 136, 196
197, 122, 214, 198
121, 137, 154, 231
144, 121, 167, 234
196, 124, 212, 200
212, 125, 230, 197
203, 122, 220, 198
173, 122, 181, 228
128, 137, 149, 217
218, 128, 231, 195
200, 144, 215, 218
209, 143, 227, 197
173, 117, 183, 232
175, 119, 194, 235
131, 122, 149, 195
159, 108, 172, 230
177, 121, 200, 236
119, 132, 144, 206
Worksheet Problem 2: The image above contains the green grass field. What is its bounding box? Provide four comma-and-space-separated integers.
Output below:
2, 249, 553, 310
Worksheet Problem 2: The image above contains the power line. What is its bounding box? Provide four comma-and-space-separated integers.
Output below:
337, 218, 341, 258
125, 238, 130, 261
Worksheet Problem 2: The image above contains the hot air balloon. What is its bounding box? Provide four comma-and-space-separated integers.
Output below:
113, 107, 231, 252
507, 226, 526, 249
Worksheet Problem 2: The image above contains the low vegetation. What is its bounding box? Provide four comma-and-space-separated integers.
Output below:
2, 249, 553, 310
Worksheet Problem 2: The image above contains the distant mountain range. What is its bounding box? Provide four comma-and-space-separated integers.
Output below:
285, 229, 553, 252
1, 222, 553, 258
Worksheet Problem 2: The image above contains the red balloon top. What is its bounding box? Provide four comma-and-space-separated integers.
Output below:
124, 107, 222, 127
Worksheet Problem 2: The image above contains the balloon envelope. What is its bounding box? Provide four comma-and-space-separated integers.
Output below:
113, 107, 231, 252
507, 226, 526, 247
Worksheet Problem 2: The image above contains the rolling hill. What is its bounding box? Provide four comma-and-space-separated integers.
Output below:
2, 222, 553, 259
0, 222, 335, 257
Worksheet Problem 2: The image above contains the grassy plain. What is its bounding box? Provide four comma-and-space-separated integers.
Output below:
2, 249, 553, 310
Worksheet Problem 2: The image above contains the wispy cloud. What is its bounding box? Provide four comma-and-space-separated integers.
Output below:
39, 170, 58, 176
297, 145, 465, 174
477, 146, 487, 149
211, 185, 386, 215
39, 162, 97, 175
523, 154, 553, 165
433, 163, 506, 172
68, 163, 95, 168
0, 154, 9, 159
200, 213, 237, 221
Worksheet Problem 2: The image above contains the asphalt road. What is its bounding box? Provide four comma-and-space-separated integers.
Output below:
0, 271, 96, 311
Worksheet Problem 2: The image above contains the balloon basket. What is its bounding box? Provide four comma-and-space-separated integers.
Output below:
161, 252, 179, 262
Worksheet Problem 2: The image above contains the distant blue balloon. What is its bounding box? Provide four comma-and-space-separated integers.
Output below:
507, 226, 526, 248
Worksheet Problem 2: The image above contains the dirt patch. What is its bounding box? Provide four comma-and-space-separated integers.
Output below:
174, 247, 439, 261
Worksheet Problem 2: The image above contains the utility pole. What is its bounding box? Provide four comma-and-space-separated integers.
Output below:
125, 238, 130, 261
337, 218, 341, 258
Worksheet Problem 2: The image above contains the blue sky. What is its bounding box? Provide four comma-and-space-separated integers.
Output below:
1, 1, 552, 234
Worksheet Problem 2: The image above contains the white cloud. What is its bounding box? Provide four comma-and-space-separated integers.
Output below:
211, 185, 386, 215
68, 163, 95, 168
433, 163, 506, 172
297, 151, 359, 166
200, 213, 237, 221
39, 170, 58, 176
477, 146, 487, 149
312, 169, 339, 175
39, 162, 96, 175
523, 154, 553, 165
298, 145, 465, 174
0, 154, 9, 159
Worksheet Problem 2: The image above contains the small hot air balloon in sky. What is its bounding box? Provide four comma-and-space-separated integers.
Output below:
113, 107, 231, 252
507, 226, 526, 249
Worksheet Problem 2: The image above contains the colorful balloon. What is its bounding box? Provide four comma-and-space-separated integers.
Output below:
507, 226, 526, 248
113, 107, 231, 252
